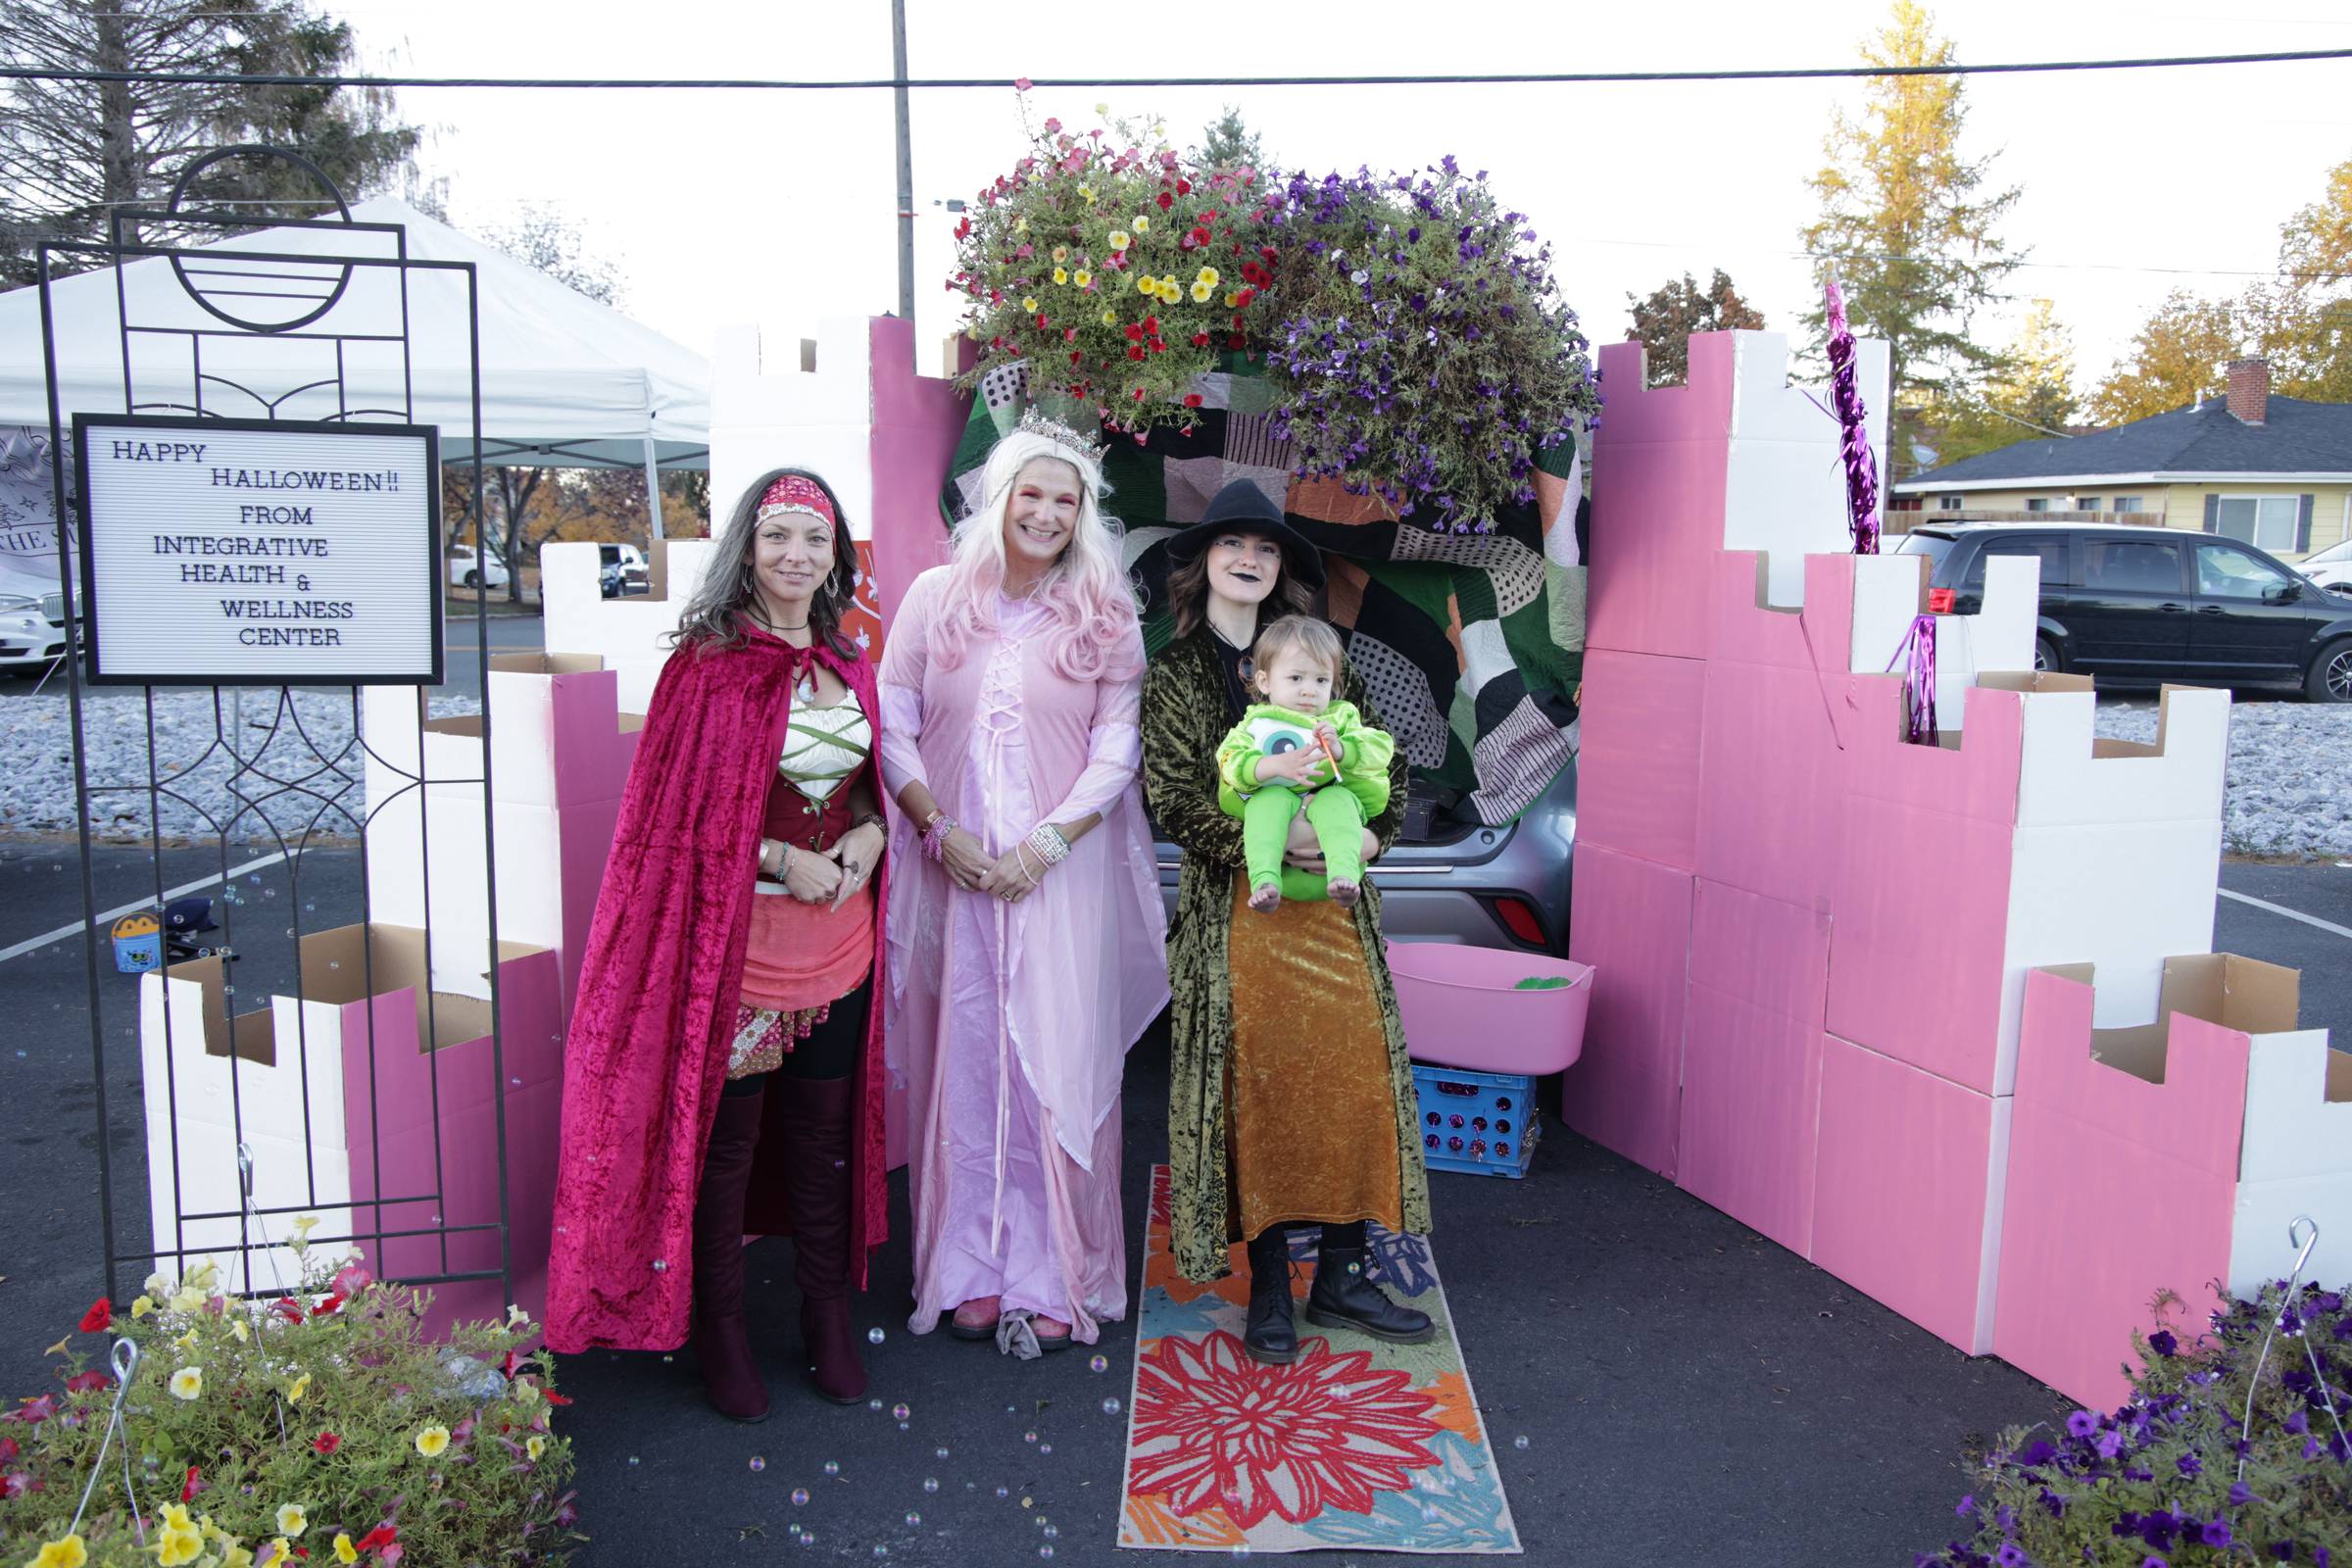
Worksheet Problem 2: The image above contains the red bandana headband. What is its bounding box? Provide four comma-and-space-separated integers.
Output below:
756, 474, 837, 525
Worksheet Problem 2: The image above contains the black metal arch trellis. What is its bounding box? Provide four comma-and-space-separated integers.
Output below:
39, 144, 513, 1311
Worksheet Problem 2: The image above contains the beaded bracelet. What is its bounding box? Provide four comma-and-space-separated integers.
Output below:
921, 812, 957, 864
1025, 823, 1070, 867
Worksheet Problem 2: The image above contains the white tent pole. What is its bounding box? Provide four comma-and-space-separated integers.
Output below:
643, 434, 665, 541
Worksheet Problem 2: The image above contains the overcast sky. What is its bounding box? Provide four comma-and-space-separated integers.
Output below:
328, 0, 2352, 392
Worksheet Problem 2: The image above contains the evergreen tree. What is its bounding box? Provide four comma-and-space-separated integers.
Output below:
1199, 107, 1265, 172
0, 0, 420, 285
1625, 269, 1767, 386
1924, 298, 2078, 465
1800, 0, 2022, 460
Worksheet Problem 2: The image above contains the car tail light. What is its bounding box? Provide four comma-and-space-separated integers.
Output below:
1493, 897, 1547, 947
1927, 588, 1956, 613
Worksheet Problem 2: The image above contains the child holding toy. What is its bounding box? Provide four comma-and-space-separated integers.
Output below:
1215, 615, 1396, 913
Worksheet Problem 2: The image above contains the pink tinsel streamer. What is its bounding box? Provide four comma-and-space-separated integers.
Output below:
1886, 612, 1938, 746
1825, 280, 1882, 556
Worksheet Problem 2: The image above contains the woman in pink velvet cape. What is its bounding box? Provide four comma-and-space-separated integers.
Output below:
544, 519, 890, 1364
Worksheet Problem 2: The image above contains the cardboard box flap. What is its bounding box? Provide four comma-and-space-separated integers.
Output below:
156, 952, 277, 1066
298, 922, 551, 1054
489, 653, 608, 677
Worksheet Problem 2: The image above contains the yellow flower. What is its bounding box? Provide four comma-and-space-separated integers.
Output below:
1052, 268, 1068, 285
506, 1303, 529, 1329
1152, 122, 1165, 138
1130, 214, 1149, 233
27, 1535, 87, 1568
229, 1317, 250, 1344
1107, 230, 1131, 252
1196, 266, 1220, 288
286, 1373, 310, 1405
1225, 292, 1242, 309
170, 1286, 206, 1312
155, 1528, 203, 1568
220, 1547, 255, 1568
169, 1365, 203, 1400
1190, 280, 1215, 303
173, 1328, 198, 1350
274, 1504, 307, 1538
415, 1424, 451, 1458
263, 1541, 293, 1568
130, 1297, 155, 1319
1159, 281, 1184, 306
1073, 269, 1092, 288
1051, 246, 1069, 264
144, 1270, 171, 1297
1134, 272, 1156, 296
161, 1506, 197, 1536
1076, 183, 1096, 204
1013, 217, 1028, 233
1094, 100, 1108, 114
1020, 296, 1039, 314
1100, 308, 1117, 325
332, 1535, 359, 1566
526, 1435, 547, 1461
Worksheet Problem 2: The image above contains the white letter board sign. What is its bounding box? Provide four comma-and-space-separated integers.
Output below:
73, 414, 443, 684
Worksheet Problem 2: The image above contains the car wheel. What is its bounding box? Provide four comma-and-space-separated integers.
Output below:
2034, 636, 2060, 674
463, 569, 480, 588
2307, 638, 2352, 704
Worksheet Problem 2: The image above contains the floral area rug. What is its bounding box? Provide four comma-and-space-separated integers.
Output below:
1118, 1165, 1521, 1554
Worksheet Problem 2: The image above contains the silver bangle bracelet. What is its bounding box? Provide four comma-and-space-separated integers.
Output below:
1026, 823, 1070, 866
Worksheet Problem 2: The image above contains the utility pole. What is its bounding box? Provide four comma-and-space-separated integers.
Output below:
891, 0, 915, 329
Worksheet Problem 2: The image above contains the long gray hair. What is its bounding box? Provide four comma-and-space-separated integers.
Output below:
671, 467, 860, 656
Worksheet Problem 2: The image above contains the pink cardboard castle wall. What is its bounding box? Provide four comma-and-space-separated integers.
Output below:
1574, 327, 2342, 1378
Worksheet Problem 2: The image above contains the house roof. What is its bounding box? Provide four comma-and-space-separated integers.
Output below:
1894, 395, 2352, 491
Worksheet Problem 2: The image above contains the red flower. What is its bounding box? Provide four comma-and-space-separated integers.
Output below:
0, 1438, 18, 1462
1260, 245, 1280, 264
312, 1432, 340, 1455
1176, 177, 1192, 196
1034, 313, 1050, 330
356, 1525, 398, 1555
1143, 316, 1159, 335
1228, 332, 1248, 350
541, 1390, 572, 1406
1191, 332, 1211, 348
1127, 346, 1145, 361
310, 1293, 345, 1320
1125, 323, 1144, 342
1184, 394, 1203, 408
1235, 287, 1257, 308
77, 1298, 110, 1335
181, 1465, 201, 1503
270, 1298, 304, 1324
1156, 191, 1174, 210
64, 1371, 110, 1394
1068, 352, 1082, 366
1128, 1331, 1442, 1530
1012, 76, 1032, 91
1150, 338, 1167, 354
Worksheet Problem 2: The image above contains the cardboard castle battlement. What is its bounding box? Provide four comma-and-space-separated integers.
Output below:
1569, 327, 2344, 1393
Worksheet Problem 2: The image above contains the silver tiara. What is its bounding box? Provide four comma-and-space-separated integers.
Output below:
1016, 405, 1107, 468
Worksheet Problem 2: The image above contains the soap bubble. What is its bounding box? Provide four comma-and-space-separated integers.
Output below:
1039, 1443, 1052, 1454
1023, 1430, 1037, 1444
868, 1398, 883, 1411
867, 1327, 885, 1345
995, 1486, 1009, 1500
872, 1549, 888, 1560
922, 1477, 938, 1494
904, 1511, 921, 1528
1089, 1354, 1108, 1373
1038, 1549, 1054, 1561
823, 1460, 840, 1476
1044, 1526, 1059, 1540
626, 1456, 639, 1467
749, 1456, 765, 1472
934, 1447, 950, 1460
1102, 1397, 1122, 1416
1513, 1435, 1529, 1450
791, 1489, 809, 1507
892, 1402, 909, 1421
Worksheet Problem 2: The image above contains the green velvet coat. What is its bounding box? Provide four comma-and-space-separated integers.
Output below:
1140, 626, 1433, 1283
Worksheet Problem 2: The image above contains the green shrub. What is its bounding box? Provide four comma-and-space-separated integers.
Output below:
1, 1235, 580, 1568
1918, 1281, 2350, 1567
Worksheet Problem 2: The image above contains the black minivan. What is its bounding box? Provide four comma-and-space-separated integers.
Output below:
1894, 522, 2352, 703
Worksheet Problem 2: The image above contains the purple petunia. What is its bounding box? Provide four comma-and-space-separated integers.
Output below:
2065, 1410, 2099, 1440
2146, 1330, 2179, 1357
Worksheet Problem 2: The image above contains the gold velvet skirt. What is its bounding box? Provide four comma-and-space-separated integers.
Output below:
1224, 874, 1405, 1241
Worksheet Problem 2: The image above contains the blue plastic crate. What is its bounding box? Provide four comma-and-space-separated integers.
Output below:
1412, 1064, 1540, 1179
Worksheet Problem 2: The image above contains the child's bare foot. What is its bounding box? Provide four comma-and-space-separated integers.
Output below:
1328, 877, 1360, 909
1249, 881, 1282, 912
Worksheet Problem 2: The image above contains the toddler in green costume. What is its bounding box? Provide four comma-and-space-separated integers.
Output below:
1215, 615, 1396, 912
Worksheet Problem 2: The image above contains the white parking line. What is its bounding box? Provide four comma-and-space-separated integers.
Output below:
2219, 887, 2352, 943
0, 850, 293, 964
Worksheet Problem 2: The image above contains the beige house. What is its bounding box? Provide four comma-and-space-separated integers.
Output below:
1889, 359, 2351, 564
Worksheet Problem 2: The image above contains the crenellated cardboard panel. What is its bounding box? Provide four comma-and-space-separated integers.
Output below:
1563, 842, 1693, 1178
542, 537, 718, 714
1849, 553, 2038, 729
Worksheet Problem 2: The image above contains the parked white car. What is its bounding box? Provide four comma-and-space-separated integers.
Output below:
0, 557, 69, 675
2302, 537, 2352, 596
447, 543, 511, 591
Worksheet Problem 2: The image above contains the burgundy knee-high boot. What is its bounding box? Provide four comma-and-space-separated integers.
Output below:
777, 1075, 866, 1404
691, 1090, 772, 1422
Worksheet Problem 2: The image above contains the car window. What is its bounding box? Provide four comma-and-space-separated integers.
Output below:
2195, 542, 2295, 599
2082, 538, 2184, 595
1894, 532, 1956, 580
1963, 535, 2068, 591
2305, 538, 2352, 566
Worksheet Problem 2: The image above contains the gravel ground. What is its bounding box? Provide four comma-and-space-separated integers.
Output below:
4, 688, 2345, 859
0, 688, 477, 845
2093, 695, 2352, 860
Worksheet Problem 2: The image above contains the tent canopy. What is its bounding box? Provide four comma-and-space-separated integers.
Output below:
0, 197, 709, 469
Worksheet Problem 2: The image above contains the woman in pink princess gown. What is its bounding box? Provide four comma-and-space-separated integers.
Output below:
879, 416, 1168, 1355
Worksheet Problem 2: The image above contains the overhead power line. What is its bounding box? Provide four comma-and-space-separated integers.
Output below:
4, 47, 2351, 92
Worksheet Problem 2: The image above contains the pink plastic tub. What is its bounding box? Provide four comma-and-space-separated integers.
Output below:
1385, 943, 1593, 1075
